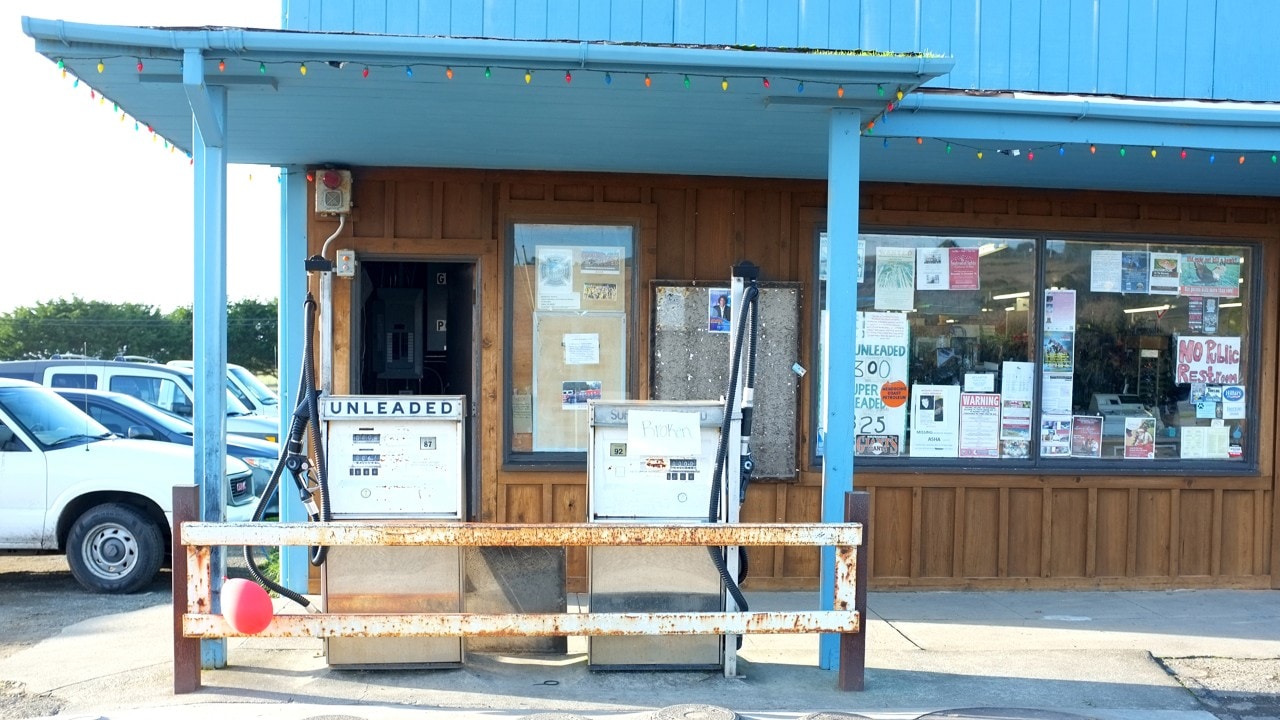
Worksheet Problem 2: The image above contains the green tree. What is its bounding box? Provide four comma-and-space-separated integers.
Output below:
0, 297, 189, 360
227, 298, 278, 374
0, 297, 278, 370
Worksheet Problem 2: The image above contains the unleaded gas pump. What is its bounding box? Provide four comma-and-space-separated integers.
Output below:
242, 174, 470, 669
320, 395, 467, 668
585, 262, 759, 675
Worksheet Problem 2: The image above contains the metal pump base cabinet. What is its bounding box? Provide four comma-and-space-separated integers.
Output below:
320, 395, 467, 669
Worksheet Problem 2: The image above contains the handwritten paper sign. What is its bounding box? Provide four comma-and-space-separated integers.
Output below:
627, 409, 701, 456
1175, 336, 1241, 384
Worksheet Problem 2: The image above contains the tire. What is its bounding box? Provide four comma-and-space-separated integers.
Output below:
66, 503, 164, 594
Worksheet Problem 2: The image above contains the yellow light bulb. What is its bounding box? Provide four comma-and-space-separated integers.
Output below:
525, 71, 532, 84
300, 63, 307, 76
97, 60, 104, 73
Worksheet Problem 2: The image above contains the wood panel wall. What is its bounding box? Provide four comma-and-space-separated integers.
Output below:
308, 167, 1280, 592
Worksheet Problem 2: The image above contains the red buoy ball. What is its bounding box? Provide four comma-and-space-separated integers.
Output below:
222, 578, 274, 635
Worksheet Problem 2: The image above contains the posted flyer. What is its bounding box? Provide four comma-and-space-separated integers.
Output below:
910, 384, 961, 457
874, 246, 916, 311
1179, 254, 1242, 298
1090, 250, 1122, 292
1149, 252, 1181, 295
1043, 289, 1077, 331
854, 311, 911, 456
959, 393, 1001, 458
1123, 416, 1157, 459
1040, 415, 1072, 457
1121, 251, 1150, 293
916, 248, 949, 290
949, 248, 980, 290
1070, 416, 1104, 458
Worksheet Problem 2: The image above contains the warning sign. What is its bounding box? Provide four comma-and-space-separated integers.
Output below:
880, 380, 908, 408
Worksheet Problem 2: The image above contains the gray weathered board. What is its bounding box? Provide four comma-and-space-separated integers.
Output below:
651, 282, 801, 481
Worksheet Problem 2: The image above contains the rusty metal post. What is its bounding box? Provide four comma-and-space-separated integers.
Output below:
172, 485, 201, 693
838, 490, 869, 691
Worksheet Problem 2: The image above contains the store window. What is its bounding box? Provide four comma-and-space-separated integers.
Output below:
506, 223, 636, 463
814, 231, 1255, 466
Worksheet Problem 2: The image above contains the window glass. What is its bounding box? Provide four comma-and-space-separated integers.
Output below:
814, 231, 1254, 465
50, 373, 97, 389
1043, 240, 1252, 461
507, 223, 635, 460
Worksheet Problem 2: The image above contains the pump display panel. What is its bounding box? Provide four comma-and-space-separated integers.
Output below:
587, 401, 729, 522
321, 395, 466, 519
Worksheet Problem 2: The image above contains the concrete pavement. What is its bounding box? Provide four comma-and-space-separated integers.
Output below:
2, 588, 1278, 720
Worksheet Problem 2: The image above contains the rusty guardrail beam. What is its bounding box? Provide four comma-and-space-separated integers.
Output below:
179, 521, 862, 547
174, 513, 865, 693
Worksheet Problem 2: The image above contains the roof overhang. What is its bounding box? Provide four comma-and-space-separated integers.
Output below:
21, 17, 952, 179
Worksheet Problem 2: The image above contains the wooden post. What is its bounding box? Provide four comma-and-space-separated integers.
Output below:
838, 490, 869, 691
172, 485, 201, 693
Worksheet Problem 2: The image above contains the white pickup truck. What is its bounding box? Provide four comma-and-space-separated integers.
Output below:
0, 378, 256, 593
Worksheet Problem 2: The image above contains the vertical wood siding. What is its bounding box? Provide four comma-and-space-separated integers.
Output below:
286, 0, 1280, 101
307, 166, 1278, 592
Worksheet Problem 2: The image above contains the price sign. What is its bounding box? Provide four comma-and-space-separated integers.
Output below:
854, 312, 910, 456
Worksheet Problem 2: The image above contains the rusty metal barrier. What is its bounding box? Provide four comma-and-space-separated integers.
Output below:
172, 486, 866, 693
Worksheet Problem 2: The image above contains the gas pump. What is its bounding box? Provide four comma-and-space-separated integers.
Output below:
319, 394, 467, 668
240, 179, 470, 668
585, 262, 760, 673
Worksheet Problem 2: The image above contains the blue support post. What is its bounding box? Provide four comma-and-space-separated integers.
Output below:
186, 50, 229, 669
278, 165, 310, 593
819, 108, 861, 670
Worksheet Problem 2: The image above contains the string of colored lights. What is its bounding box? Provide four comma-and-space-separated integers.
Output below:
52, 55, 1279, 168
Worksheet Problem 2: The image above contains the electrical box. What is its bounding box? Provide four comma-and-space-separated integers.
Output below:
335, 249, 357, 278
320, 395, 467, 669
371, 288, 424, 381
314, 169, 353, 214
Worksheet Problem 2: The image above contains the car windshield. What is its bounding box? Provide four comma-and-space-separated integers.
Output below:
0, 385, 112, 448
229, 365, 279, 406
173, 370, 255, 415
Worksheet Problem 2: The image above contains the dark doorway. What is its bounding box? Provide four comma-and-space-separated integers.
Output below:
356, 259, 477, 516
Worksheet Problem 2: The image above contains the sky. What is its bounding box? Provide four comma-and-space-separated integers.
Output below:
2, 2, 285, 314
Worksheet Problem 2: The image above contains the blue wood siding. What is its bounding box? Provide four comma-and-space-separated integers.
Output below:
285, 0, 1280, 101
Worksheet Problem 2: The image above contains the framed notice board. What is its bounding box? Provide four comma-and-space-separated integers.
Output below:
531, 311, 627, 451
650, 281, 802, 480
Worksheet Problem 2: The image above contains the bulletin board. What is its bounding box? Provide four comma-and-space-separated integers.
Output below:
532, 311, 627, 451
650, 281, 802, 480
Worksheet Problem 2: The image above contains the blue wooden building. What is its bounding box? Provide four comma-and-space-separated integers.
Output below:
21, 1, 1280, 602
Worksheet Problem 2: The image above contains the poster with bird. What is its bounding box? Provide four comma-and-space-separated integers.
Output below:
1179, 254, 1241, 298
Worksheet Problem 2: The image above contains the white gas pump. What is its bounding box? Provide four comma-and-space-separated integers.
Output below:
585, 262, 759, 675
319, 394, 467, 669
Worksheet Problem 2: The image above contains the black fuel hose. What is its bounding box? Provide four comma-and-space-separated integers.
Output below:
244, 291, 332, 610
706, 280, 760, 615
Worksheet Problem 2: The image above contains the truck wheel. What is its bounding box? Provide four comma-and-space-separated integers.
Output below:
66, 504, 164, 594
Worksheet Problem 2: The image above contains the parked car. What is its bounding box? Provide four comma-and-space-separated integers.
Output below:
0, 359, 278, 442
167, 360, 281, 419
54, 388, 282, 509
0, 378, 256, 593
